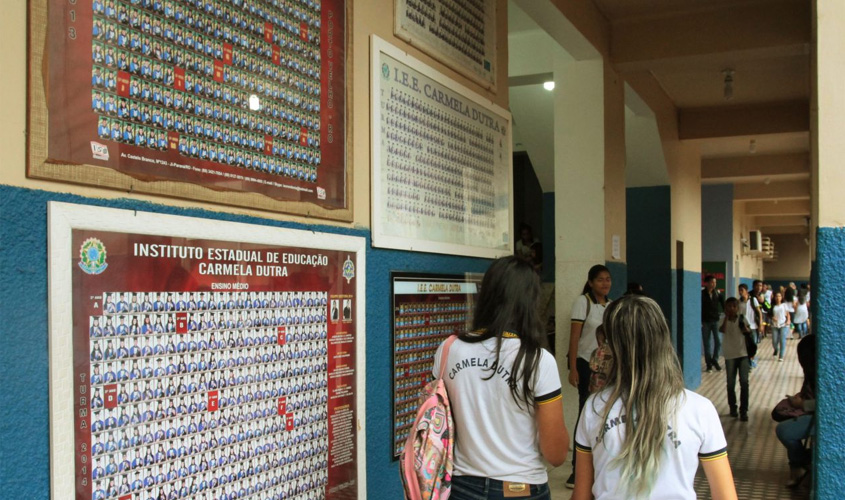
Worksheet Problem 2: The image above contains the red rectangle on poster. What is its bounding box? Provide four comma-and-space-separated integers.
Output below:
213, 60, 224, 82
264, 22, 274, 43
272, 45, 281, 65
264, 135, 274, 156
104, 384, 118, 409
174, 67, 185, 91
277, 397, 287, 415
208, 391, 219, 412
168, 132, 180, 151
285, 412, 294, 431
300, 128, 308, 147
176, 312, 187, 333
117, 71, 130, 97
276, 326, 286, 345
223, 43, 233, 65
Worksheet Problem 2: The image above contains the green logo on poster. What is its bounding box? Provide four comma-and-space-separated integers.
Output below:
382, 63, 390, 79
79, 238, 108, 275
342, 255, 355, 283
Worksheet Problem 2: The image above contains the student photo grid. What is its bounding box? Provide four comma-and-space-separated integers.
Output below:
85, 289, 330, 500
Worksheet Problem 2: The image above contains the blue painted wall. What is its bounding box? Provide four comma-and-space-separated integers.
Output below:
626, 186, 672, 319
738, 277, 755, 291
0, 186, 492, 500
678, 269, 702, 389
813, 227, 845, 497
701, 184, 735, 294
604, 261, 627, 300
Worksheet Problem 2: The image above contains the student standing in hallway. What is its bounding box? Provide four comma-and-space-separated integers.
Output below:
720, 297, 751, 421
572, 296, 737, 500
738, 283, 762, 368
701, 275, 725, 372
771, 292, 791, 362
434, 256, 569, 500
566, 265, 612, 489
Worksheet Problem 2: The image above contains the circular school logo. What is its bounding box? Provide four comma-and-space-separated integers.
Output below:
381, 63, 390, 80
79, 238, 108, 275
342, 256, 355, 284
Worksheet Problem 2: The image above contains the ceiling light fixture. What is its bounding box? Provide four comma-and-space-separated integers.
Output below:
723, 69, 734, 100
543, 81, 555, 91
749, 139, 757, 154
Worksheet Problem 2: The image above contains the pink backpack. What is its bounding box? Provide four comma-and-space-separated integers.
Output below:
400, 335, 458, 500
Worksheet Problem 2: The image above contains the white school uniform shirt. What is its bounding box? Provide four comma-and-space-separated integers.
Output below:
793, 301, 809, 324
741, 297, 759, 329
575, 389, 728, 500
571, 294, 610, 362
433, 335, 562, 484
772, 304, 789, 328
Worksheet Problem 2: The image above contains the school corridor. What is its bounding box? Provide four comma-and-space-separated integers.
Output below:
548, 334, 812, 500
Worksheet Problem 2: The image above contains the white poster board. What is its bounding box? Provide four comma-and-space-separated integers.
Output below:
394, 0, 497, 90
48, 202, 367, 500
371, 36, 512, 259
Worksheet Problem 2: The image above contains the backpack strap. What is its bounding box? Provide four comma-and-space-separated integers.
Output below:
437, 335, 459, 380
585, 293, 591, 321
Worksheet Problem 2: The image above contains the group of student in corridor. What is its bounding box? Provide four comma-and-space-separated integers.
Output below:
420, 256, 814, 499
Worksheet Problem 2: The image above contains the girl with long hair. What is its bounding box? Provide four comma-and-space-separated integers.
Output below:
771, 292, 791, 361
573, 296, 737, 500
566, 264, 612, 489
434, 256, 569, 499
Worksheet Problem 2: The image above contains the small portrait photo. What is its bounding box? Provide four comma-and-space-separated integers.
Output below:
329, 299, 339, 323
342, 299, 352, 321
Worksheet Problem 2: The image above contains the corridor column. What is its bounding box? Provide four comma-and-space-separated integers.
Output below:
553, 56, 604, 429
812, 0, 845, 494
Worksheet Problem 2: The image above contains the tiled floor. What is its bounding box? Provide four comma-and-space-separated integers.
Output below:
548, 334, 812, 499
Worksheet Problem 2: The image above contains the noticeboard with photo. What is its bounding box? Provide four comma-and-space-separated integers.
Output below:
394, 0, 497, 90
29, 0, 350, 220
48, 202, 365, 499
390, 271, 480, 458
371, 36, 512, 259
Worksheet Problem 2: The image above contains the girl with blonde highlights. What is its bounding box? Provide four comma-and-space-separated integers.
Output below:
572, 295, 737, 500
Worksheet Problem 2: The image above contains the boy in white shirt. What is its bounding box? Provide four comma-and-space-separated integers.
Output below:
720, 297, 751, 421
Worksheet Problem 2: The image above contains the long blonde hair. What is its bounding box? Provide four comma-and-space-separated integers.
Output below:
598, 295, 685, 498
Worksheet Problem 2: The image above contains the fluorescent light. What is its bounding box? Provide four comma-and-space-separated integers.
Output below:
543, 81, 555, 91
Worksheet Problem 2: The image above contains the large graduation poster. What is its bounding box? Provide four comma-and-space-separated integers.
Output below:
390, 272, 479, 458
370, 36, 512, 259
29, 0, 350, 220
394, 0, 497, 90
48, 202, 366, 500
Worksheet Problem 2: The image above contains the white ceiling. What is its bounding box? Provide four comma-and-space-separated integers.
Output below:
507, 0, 811, 227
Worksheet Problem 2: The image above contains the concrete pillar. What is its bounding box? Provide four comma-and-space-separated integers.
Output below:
553, 56, 605, 433
811, 0, 845, 494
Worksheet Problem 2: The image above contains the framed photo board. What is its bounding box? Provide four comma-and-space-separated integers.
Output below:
394, 0, 497, 90
371, 36, 512, 259
48, 202, 366, 499
29, 0, 351, 221
390, 271, 481, 459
